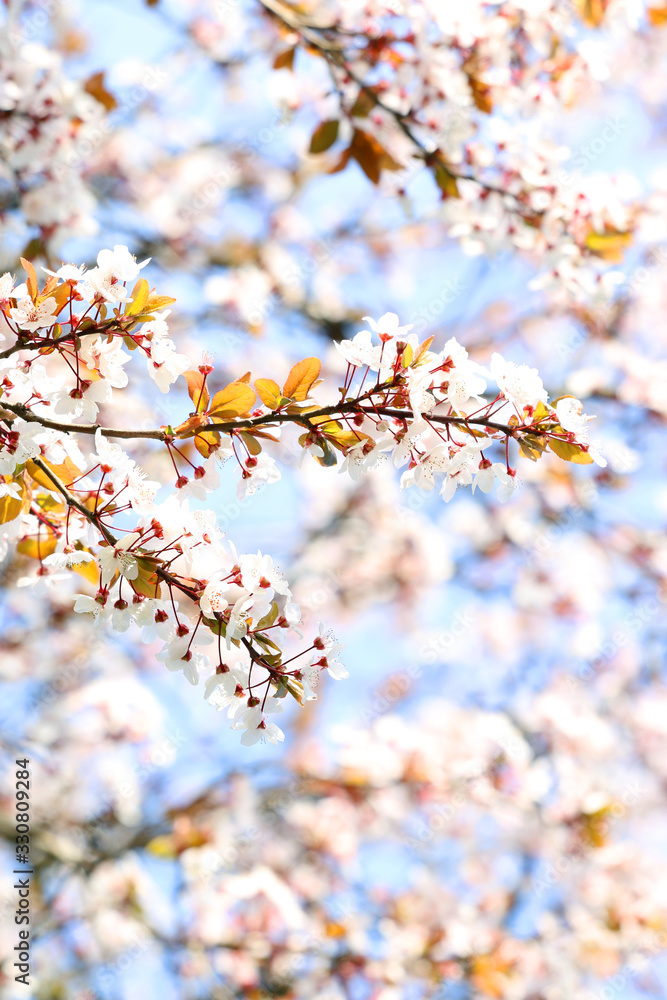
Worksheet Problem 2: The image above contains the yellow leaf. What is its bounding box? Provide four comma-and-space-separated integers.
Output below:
26, 457, 82, 491
400, 343, 414, 368
208, 381, 256, 417
283, 357, 322, 401
146, 835, 176, 859
17, 534, 58, 560
0, 474, 28, 524
584, 229, 632, 263
531, 401, 552, 422
34, 493, 66, 513
144, 293, 176, 312
470, 953, 513, 998
72, 557, 99, 587
194, 429, 221, 458
182, 370, 210, 413
574, 0, 608, 26
415, 335, 435, 361
325, 922, 346, 938
130, 557, 160, 599
285, 402, 319, 415
125, 277, 150, 316
21, 257, 38, 301
548, 438, 594, 464
648, 5, 667, 24
518, 434, 548, 462
326, 430, 368, 453
255, 378, 283, 409
79, 362, 102, 383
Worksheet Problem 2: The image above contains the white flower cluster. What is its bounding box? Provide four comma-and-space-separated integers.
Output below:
0, 246, 190, 423
0, 27, 104, 250
71, 484, 345, 746
336, 312, 605, 502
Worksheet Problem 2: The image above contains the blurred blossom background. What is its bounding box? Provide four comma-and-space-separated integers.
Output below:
2, 0, 667, 997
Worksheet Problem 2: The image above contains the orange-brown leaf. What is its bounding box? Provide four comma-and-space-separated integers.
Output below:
174, 413, 208, 438
273, 47, 296, 70
83, 71, 118, 111
350, 129, 401, 184
182, 370, 210, 413
21, 257, 38, 301
282, 358, 321, 402
208, 381, 256, 417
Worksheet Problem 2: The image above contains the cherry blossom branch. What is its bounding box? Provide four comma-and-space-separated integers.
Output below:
30, 456, 118, 547
0, 251, 601, 745
1, 398, 515, 442
1, 401, 169, 441
257, 0, 540, 212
